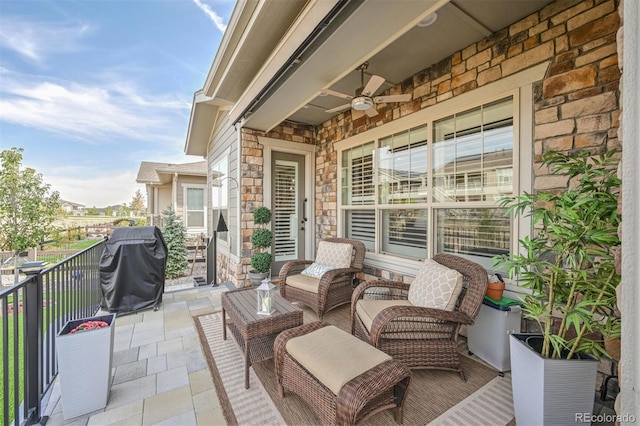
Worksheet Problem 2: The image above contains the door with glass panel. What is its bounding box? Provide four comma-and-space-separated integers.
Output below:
271, 152, 306, 275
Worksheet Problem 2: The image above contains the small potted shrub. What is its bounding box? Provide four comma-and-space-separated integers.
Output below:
248, 206, 272, 286
493, 149, 621, 424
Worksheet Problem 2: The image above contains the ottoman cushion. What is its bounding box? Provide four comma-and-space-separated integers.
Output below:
285, 325, 391, 395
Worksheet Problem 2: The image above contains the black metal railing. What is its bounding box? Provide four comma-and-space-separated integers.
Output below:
0, 239, 106, 425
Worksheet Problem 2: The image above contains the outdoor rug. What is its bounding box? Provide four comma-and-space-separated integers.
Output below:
195, 304, 515, 425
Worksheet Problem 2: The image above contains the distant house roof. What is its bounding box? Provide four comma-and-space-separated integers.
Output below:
136, 161, 207, 185
60, 200, 85, 208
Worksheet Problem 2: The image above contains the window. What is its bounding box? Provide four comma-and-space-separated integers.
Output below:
185, 187, 205, 229
342, 142, 375, 250
211, 155, 229, 242
339, 97, 515, 269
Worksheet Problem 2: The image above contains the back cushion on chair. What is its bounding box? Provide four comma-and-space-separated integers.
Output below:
301, 263, 335, 279
314, 241, 353, 269
408, 259, 463, 311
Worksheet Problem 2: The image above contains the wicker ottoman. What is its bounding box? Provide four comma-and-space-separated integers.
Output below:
274, 321, 411, 425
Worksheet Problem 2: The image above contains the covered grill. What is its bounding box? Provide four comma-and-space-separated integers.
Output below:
100, 226, 167, 314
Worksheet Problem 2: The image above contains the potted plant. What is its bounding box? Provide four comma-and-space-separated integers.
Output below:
493, 150, 621, 425
56, 313, 116, 419
248, 206, 272, 286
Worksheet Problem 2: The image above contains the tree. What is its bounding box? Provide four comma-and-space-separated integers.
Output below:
161, 207, 188, 279
130, 190, 145, 214
104, 206, 113, 217
0, 148, 60, 282
86, 206, 99, 216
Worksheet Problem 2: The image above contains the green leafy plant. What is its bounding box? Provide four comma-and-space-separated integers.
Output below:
493, 149, 621, 360
250, 207, 273, 274
253, 206, 272, 225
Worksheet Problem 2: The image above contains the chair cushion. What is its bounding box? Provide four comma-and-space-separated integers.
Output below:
355, 299, 413, 331
285, 325, 391, 395
408, 259, 463, 311
285, 273, 320, 294
314, 241, 353, 269
301, 263, 335, 279
356, 299, 454, 340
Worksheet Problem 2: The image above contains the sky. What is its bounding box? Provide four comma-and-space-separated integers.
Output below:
0, 0, 235, 207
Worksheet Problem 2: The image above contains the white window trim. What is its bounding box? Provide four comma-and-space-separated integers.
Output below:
183, 183, 207, 231
210, 149, 231, 252
335, 63, 547, 283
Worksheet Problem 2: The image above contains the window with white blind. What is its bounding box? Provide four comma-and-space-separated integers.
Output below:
339, 96, 515, 269
341, 142, 375, 250
273, 160, 298, 261
185, 186, 205, 229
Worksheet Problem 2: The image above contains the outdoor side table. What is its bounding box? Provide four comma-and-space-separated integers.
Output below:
222, 287, 303, 389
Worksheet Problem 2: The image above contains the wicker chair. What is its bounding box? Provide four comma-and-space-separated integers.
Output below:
279, 238, 365, 319
350, 253, 488, 381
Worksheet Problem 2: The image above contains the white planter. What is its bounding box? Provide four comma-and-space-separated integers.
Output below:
56, 313, 116, 419
509, 333, 598, 426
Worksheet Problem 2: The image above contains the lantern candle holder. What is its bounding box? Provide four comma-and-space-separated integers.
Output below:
256, 277, 277, 315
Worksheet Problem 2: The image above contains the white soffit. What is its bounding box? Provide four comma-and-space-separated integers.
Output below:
203, 0, 258, 98
240, 0, 448, 132
228, 0, 342, 125
205, 0, 308, 102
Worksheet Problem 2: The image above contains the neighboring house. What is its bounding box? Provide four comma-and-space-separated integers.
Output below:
60, 200, 85, 216
185, 0, 637, 415
136, 161, 208, 234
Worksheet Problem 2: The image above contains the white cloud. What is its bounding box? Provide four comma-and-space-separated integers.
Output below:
192, 0, 227, 33
0, 17, 91, 63
43, 167, 143, 207
0, 71, 189, 144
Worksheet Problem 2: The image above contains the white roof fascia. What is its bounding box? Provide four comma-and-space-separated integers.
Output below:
203, 0, 259, 98
184, 92, 233, 156
228, 0, 341, 125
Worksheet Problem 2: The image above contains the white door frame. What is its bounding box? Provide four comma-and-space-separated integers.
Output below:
258, 136, 317, 260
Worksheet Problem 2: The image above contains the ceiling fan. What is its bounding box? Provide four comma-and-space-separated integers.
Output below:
323, 62, 412, 118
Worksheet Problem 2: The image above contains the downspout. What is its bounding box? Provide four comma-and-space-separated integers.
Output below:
621, 0, 640, 420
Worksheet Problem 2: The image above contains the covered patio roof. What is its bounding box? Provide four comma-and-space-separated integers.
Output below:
185, 0, 554, 155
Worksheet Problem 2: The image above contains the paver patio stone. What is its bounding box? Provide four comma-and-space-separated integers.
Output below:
113, 359, 148, 385
142, 385, 193, 425
157, 365, 190, 394
86, 400, 143, 426
146, 354, 167, 375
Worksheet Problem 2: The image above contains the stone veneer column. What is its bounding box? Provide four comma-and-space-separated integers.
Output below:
235, 123, 315, 287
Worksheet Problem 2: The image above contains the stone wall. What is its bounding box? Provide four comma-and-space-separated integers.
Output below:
313, 0, 620, 283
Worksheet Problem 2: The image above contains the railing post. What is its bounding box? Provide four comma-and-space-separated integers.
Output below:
20, 263, 45, 424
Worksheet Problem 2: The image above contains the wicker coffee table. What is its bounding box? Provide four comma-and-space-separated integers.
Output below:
222, 287, 303, 389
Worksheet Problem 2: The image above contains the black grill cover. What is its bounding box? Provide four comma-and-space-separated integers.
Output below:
100, 226, 167, 314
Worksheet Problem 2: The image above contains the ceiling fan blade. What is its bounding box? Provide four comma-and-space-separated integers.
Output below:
365, 106, 379, 117
362, 75, 385, 96
374, 94, 412, 103
351, 109, 366, 120
321, 89, 353, 100
325, 103, 351, 113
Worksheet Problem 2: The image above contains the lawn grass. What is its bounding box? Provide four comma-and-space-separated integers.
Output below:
0, 313, 25, 425
68, 239, 103, 251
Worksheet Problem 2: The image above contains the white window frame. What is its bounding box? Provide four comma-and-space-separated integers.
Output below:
335, 63, 545, 279
210, 152, 230, 244
183, 184, 207, 232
